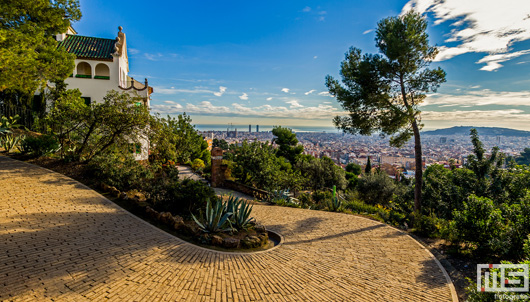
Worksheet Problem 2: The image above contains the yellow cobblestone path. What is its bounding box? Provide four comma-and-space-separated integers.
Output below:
0, 157, 457, 301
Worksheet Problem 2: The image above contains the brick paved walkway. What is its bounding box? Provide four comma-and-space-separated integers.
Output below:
0, 157, 457, 301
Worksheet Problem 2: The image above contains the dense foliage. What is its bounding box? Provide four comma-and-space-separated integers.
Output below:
0, 0, 81, 109
271, 126, 303, 163
149, 113, 210, 167
225, 140, 293, 190
326, 11, 446, 213
45, 89, 150, 162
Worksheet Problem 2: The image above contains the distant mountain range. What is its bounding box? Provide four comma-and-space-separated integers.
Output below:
422, 126, 530, 137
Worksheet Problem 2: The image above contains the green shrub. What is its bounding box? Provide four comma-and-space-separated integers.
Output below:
191, 158, 205, 171
522, 235, 530, 259
151, 178, 217, 216
89, 152, 154, 191
311, 190, 332, 210
356, 171, 399, 206
452, 195, 508, 257
21, 134, 59, 157
267, 189, 300, 207
411, 213, 440, 238
297, 192, 314, 208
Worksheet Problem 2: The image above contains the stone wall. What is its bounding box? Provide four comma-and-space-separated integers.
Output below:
223, 180, 270, 200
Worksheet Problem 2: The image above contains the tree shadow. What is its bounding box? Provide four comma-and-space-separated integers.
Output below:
0, 198, 186, 300
284, 224, 385, 246
415, 258, 453, 292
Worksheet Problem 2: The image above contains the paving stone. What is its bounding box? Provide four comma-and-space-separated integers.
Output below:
0, 157, 456, 301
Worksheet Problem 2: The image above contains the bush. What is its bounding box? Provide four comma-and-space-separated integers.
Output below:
411, 213, 441, 238
150, 178, 217, 216
89, 152, 154, 191
452, 195, 508, 257
311, 190, 332, 210
191, 158, 205, 172
356, 171, 399, 206
21, 134, 59, 157
297, 192, 314, 208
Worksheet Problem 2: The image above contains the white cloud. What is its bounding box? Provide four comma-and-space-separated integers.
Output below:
470, 85, 481, 89
239, 93, 249, 100
281, 88, 290, 93
318, 91, 335, 97
129, 48, 140, 55
286, 100, 304, 108
213, 86, 227, 97
153, 86, 216, 95
363, 29, 374, 35
150, 103, 183, 113
266, 97, 273, 101
144, 53, 164, 61
477, 50, 530, 71
313, 56, 318, 59
153, 101, 345, 120
305, 89, 317, 95
403, 0, 530, 71
423, 90, 530, 107
186, 101, 230, 114
302, 6, 311, 12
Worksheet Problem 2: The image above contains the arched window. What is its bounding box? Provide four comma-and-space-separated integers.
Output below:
94, 64, 110, 80
76, 62, 92, 78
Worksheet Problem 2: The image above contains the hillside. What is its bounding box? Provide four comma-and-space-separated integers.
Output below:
422, 126, 530, 137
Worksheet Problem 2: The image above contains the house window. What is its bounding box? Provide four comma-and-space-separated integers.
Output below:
81, 97, 91, 106
94, 63, 110, 80
76, 62, 92, 78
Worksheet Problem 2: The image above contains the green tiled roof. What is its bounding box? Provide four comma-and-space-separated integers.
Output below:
58, 35, 115, 60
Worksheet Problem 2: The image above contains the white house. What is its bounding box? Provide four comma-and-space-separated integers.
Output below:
55, 26, 153, 160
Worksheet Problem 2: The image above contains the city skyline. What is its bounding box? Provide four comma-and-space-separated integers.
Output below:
75, 0, 530, 130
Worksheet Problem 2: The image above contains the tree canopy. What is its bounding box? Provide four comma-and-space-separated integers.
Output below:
0, 0, 81, 102
272, 126, 303, 163
326, 10, 446, 213
516, 148, 530, 165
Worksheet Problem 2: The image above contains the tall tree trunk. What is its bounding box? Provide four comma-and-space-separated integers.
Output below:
412, 120, 422, 213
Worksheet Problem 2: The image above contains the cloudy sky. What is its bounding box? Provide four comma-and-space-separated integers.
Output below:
76, 0, 530, 130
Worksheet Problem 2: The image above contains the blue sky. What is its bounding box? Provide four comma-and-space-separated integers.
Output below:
75, 0, 530, 130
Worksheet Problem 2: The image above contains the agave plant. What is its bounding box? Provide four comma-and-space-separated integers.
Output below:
192, 199, 232, 233
0, 133, 24, 153
268, 189, 299, 207
232, 200, 254, 230
224, 194, 238, 216
0, 115, 21, 134
222, 194, 255, 230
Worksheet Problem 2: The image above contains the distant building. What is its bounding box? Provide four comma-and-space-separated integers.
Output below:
256, 125, 259, 132
439, 137, 447, 144
227, 129, 238, 138
249, 124, 252, 133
